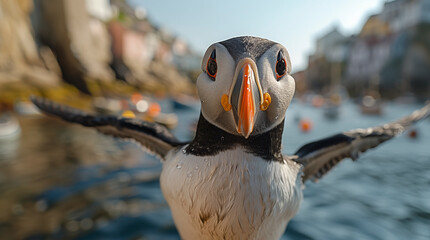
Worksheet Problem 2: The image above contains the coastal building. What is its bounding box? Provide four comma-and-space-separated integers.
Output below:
107, 0, 196, 94
312, 27, 349, 63
85, 0, 113, 21
306, 27, 350, 93
346, 15, 392, 87
380, 0, 430, 33
304, 0, 430, 98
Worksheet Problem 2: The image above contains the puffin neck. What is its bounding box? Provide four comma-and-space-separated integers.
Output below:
185, 113, 284, 163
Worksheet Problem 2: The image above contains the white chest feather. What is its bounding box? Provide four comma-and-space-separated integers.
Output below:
160, 146, 303, 240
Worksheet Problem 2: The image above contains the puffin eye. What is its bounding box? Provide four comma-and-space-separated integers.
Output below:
275, 51, 287, 80
206, 49, 217, 80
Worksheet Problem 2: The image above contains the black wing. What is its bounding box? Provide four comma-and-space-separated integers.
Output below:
31, 96, 187, 160
293, 103, 430, 182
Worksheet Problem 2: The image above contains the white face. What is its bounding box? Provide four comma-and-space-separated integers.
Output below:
196, 39, 295, 138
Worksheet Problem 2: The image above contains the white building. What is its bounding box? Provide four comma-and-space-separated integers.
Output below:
85, 0, 113, 21
312, 27, 348, 63
380, 0, 430, 33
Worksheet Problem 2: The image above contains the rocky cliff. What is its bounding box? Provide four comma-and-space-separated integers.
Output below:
32, 0, 114, 94
0, 0, 60, 89
0, 0, 195, 100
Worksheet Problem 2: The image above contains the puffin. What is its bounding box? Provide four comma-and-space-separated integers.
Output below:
32, 36, 430, 240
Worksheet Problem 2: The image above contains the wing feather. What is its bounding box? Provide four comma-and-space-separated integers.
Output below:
293, 103, 430, 182
31, 96, 187, 160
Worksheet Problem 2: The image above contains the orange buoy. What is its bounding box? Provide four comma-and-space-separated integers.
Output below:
299, 118, 313, 132
148, 102, 161, 117
131, 93, 143, 105
408, 129, 418, 139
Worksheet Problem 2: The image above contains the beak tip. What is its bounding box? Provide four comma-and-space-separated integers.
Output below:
237, 124, 253, 139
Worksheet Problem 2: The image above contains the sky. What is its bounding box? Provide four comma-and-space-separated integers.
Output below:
128, 0, 386, 72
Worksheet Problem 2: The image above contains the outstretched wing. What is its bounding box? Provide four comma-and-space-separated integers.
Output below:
293, 103, 430, 182
31, 96, 187, 160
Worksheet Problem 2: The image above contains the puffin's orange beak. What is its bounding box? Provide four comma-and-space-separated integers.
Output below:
237, 63, 256, 138
222, 58, 268, 139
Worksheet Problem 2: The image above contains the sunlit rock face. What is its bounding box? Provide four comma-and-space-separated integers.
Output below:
0, 0, 60, 88
32, 0, 115, 93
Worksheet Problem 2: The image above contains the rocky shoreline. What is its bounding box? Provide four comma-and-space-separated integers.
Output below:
0, 0, 198, 108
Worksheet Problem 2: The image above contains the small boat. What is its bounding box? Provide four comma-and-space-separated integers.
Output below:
0, 113, 21, 141
92, 97, 123, 114
153, 113, 178, 129
360, 95, 383, 116
171, 95, 197, 111
323, 93, 342, 120
323, 104, 340, 120
361, 76, 383, 116
14, 101, 41, 116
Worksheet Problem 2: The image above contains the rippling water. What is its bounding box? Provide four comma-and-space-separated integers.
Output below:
0, 100, 429, 240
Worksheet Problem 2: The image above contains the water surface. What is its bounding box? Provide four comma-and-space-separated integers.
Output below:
0, 101, 429, 240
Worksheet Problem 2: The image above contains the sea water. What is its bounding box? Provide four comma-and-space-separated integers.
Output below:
0, 100, 429, 240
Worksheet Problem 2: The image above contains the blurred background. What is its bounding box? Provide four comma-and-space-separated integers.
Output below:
0, 0, 429, 239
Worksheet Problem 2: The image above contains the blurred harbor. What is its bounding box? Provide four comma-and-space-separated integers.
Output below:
1, 0, 430, 103
1, 0, 430, 239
